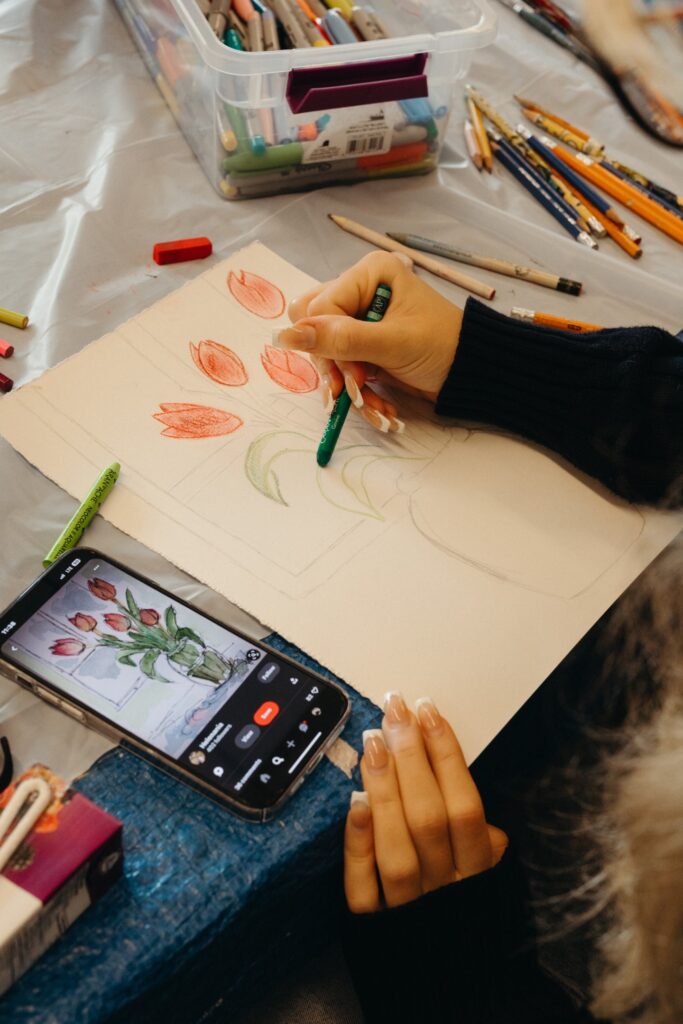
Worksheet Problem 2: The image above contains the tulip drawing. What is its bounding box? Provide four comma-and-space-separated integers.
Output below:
189, 340, 248, 387
103, 613, 132, 632
153, 403, 243, 440
260, 345, 319, 394
69, 613, 97, 632
227, 269, 285, 319
88, 578, 117, 601
139, 609, 160, 626
50, 638, 86, 657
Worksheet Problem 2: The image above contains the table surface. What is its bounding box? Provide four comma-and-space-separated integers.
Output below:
1, 0, 682, 1020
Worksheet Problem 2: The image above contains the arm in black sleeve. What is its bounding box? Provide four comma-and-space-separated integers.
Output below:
435, 299, 683, 506
342, 848, 592, 1024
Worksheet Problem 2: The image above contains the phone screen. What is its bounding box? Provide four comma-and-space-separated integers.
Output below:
0, 553, 348, 815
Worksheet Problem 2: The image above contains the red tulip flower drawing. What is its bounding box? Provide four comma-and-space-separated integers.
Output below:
139, 609, 160, 626
69, 613, 97, 632
88, 578, 117, 601
50, 638, 86, 657
103, 613, 132, 632
227, 269, 285, 319
153, 403, 243, 440
261, 345, 319, 393
189, 340, 248, 387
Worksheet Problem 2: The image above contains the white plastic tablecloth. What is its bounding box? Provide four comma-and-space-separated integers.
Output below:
1, 0, 681, 781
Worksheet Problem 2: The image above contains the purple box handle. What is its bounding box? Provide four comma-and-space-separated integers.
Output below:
286, 53, 428, 114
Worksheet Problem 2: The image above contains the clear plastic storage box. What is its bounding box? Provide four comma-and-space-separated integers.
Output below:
114, 0, 497, 199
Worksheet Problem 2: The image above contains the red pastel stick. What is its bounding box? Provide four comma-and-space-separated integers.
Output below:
152, 237, 213, 266
0, 339, 14, 358
0, 372, 13, 393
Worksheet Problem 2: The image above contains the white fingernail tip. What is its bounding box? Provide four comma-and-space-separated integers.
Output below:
375, 412, 391, 433
382, 690, 402, 708
344, 374, 363, 408
350, 790, 370, 807
392, 417, 406, 434
362, 728, 383, 746
414, 696, 436, 711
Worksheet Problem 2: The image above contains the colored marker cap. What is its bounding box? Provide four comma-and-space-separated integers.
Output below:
0, 372, 13, 393
152, 237, 213, 265
0, 339, 14, 358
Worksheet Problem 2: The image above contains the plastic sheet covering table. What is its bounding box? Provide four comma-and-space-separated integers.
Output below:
1, 0, 682, 1021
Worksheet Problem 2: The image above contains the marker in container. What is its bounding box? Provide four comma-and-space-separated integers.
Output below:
42, 462, 121, 567
322, 8, 357, 42
316, 284, 392, 467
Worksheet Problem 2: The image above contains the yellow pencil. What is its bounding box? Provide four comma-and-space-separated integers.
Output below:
467, 97, 492, 172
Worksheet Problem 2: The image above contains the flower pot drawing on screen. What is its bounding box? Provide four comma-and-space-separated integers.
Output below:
55, 578, 248, 687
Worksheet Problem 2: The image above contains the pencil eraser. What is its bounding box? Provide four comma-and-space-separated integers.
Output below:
0, 339, 14, 358
0, 372, 14, 393
152, 237, 213, 266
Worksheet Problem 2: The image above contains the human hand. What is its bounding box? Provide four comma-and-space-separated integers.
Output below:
275, 252, 464, 433
344, 693, 508, 913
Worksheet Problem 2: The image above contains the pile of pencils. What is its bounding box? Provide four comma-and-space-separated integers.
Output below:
464, 86, 683, 259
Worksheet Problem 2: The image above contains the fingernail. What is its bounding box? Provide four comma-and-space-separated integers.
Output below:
415, 697, 443, 736
383, 691, 409, 726
363, 408, 391, 433
343, 372, 363, 408
388, 416, 406, 434
349, 790, 371, 827
362, 729, 388, 771
271, 325, 317, 351
320, 377, 334, 414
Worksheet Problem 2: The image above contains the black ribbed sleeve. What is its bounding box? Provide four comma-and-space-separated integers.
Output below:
435, 299, 683, 506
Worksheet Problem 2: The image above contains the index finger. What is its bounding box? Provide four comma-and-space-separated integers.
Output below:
291, 251, 413, 325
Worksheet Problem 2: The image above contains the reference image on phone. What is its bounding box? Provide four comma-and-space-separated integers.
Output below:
0, 550, 351, 821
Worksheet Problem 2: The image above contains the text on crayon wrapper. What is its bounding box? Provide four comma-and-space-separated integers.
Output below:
301, 106, 392, 164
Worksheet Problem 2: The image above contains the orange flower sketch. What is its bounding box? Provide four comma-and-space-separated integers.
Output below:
227, 269, 285, 319
190, 340, 248, 386
261, 345, 319, 393
153, 403, 243, 439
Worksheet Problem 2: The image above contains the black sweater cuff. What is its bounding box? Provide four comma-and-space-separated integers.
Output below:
435, 299, 683, 506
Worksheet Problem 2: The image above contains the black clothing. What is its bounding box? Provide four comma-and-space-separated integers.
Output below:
343, 307, 683, 1022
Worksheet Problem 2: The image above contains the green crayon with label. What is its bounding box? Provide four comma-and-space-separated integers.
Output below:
42, 462, 120, 566
223, 142, 304, 174
316, 284, 391, 468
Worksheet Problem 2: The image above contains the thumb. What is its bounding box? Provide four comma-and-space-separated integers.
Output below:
276, 314, 394, 366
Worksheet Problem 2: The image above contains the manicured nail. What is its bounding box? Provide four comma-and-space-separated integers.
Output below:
383, 691, 409, 726
362, 408, 391, 433
415, 697, 443, 736
362, 729, 388, 771
344, 372, 363, 408
388, 416, 406, 434
349, 790, 371, 827
271, 325, 317, 351
320, 376, 334, 414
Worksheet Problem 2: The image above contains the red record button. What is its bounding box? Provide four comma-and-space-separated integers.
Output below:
254, 701, 280, 726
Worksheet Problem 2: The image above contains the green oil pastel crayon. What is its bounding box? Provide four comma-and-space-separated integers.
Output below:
42, 463, 120, 567
223, 142, 304, 173
317, 284, 391, 468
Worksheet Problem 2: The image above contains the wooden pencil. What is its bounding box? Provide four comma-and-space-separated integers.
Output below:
327, 215, 496, 299
464, 118, 483, 171
467, 97, 493, 172
386, 232, 583, 294
551, 148, 683, 246
514, 95, 591, 140
522, 108, 604, 157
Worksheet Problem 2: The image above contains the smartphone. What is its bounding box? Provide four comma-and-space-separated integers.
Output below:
0, 549, 350, 821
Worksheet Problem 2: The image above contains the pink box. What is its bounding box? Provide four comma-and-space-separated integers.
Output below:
0, 764, 123, 995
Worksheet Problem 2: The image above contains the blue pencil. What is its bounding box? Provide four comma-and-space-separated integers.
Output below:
495, 135, 590, 233
490, 138, 597, 248
520, 128, 616, 220
602, 163, 683, 221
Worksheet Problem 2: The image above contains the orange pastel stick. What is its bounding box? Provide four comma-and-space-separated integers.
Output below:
356, 141, 428, 169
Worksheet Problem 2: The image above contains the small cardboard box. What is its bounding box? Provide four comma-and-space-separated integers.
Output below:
0, 764, 123, 995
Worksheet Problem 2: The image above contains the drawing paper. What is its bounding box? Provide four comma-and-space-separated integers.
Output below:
0, 242, 679, 762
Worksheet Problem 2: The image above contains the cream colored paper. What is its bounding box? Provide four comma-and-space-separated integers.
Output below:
0, 242, 679, 762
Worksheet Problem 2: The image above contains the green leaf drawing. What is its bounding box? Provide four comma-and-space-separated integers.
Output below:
117, 653, 137, 667
176, 626, 203, 644
245, 430, 317, 506
165, 606, 178, 638
139, 650, 159, 679
125, 588, 140, 619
